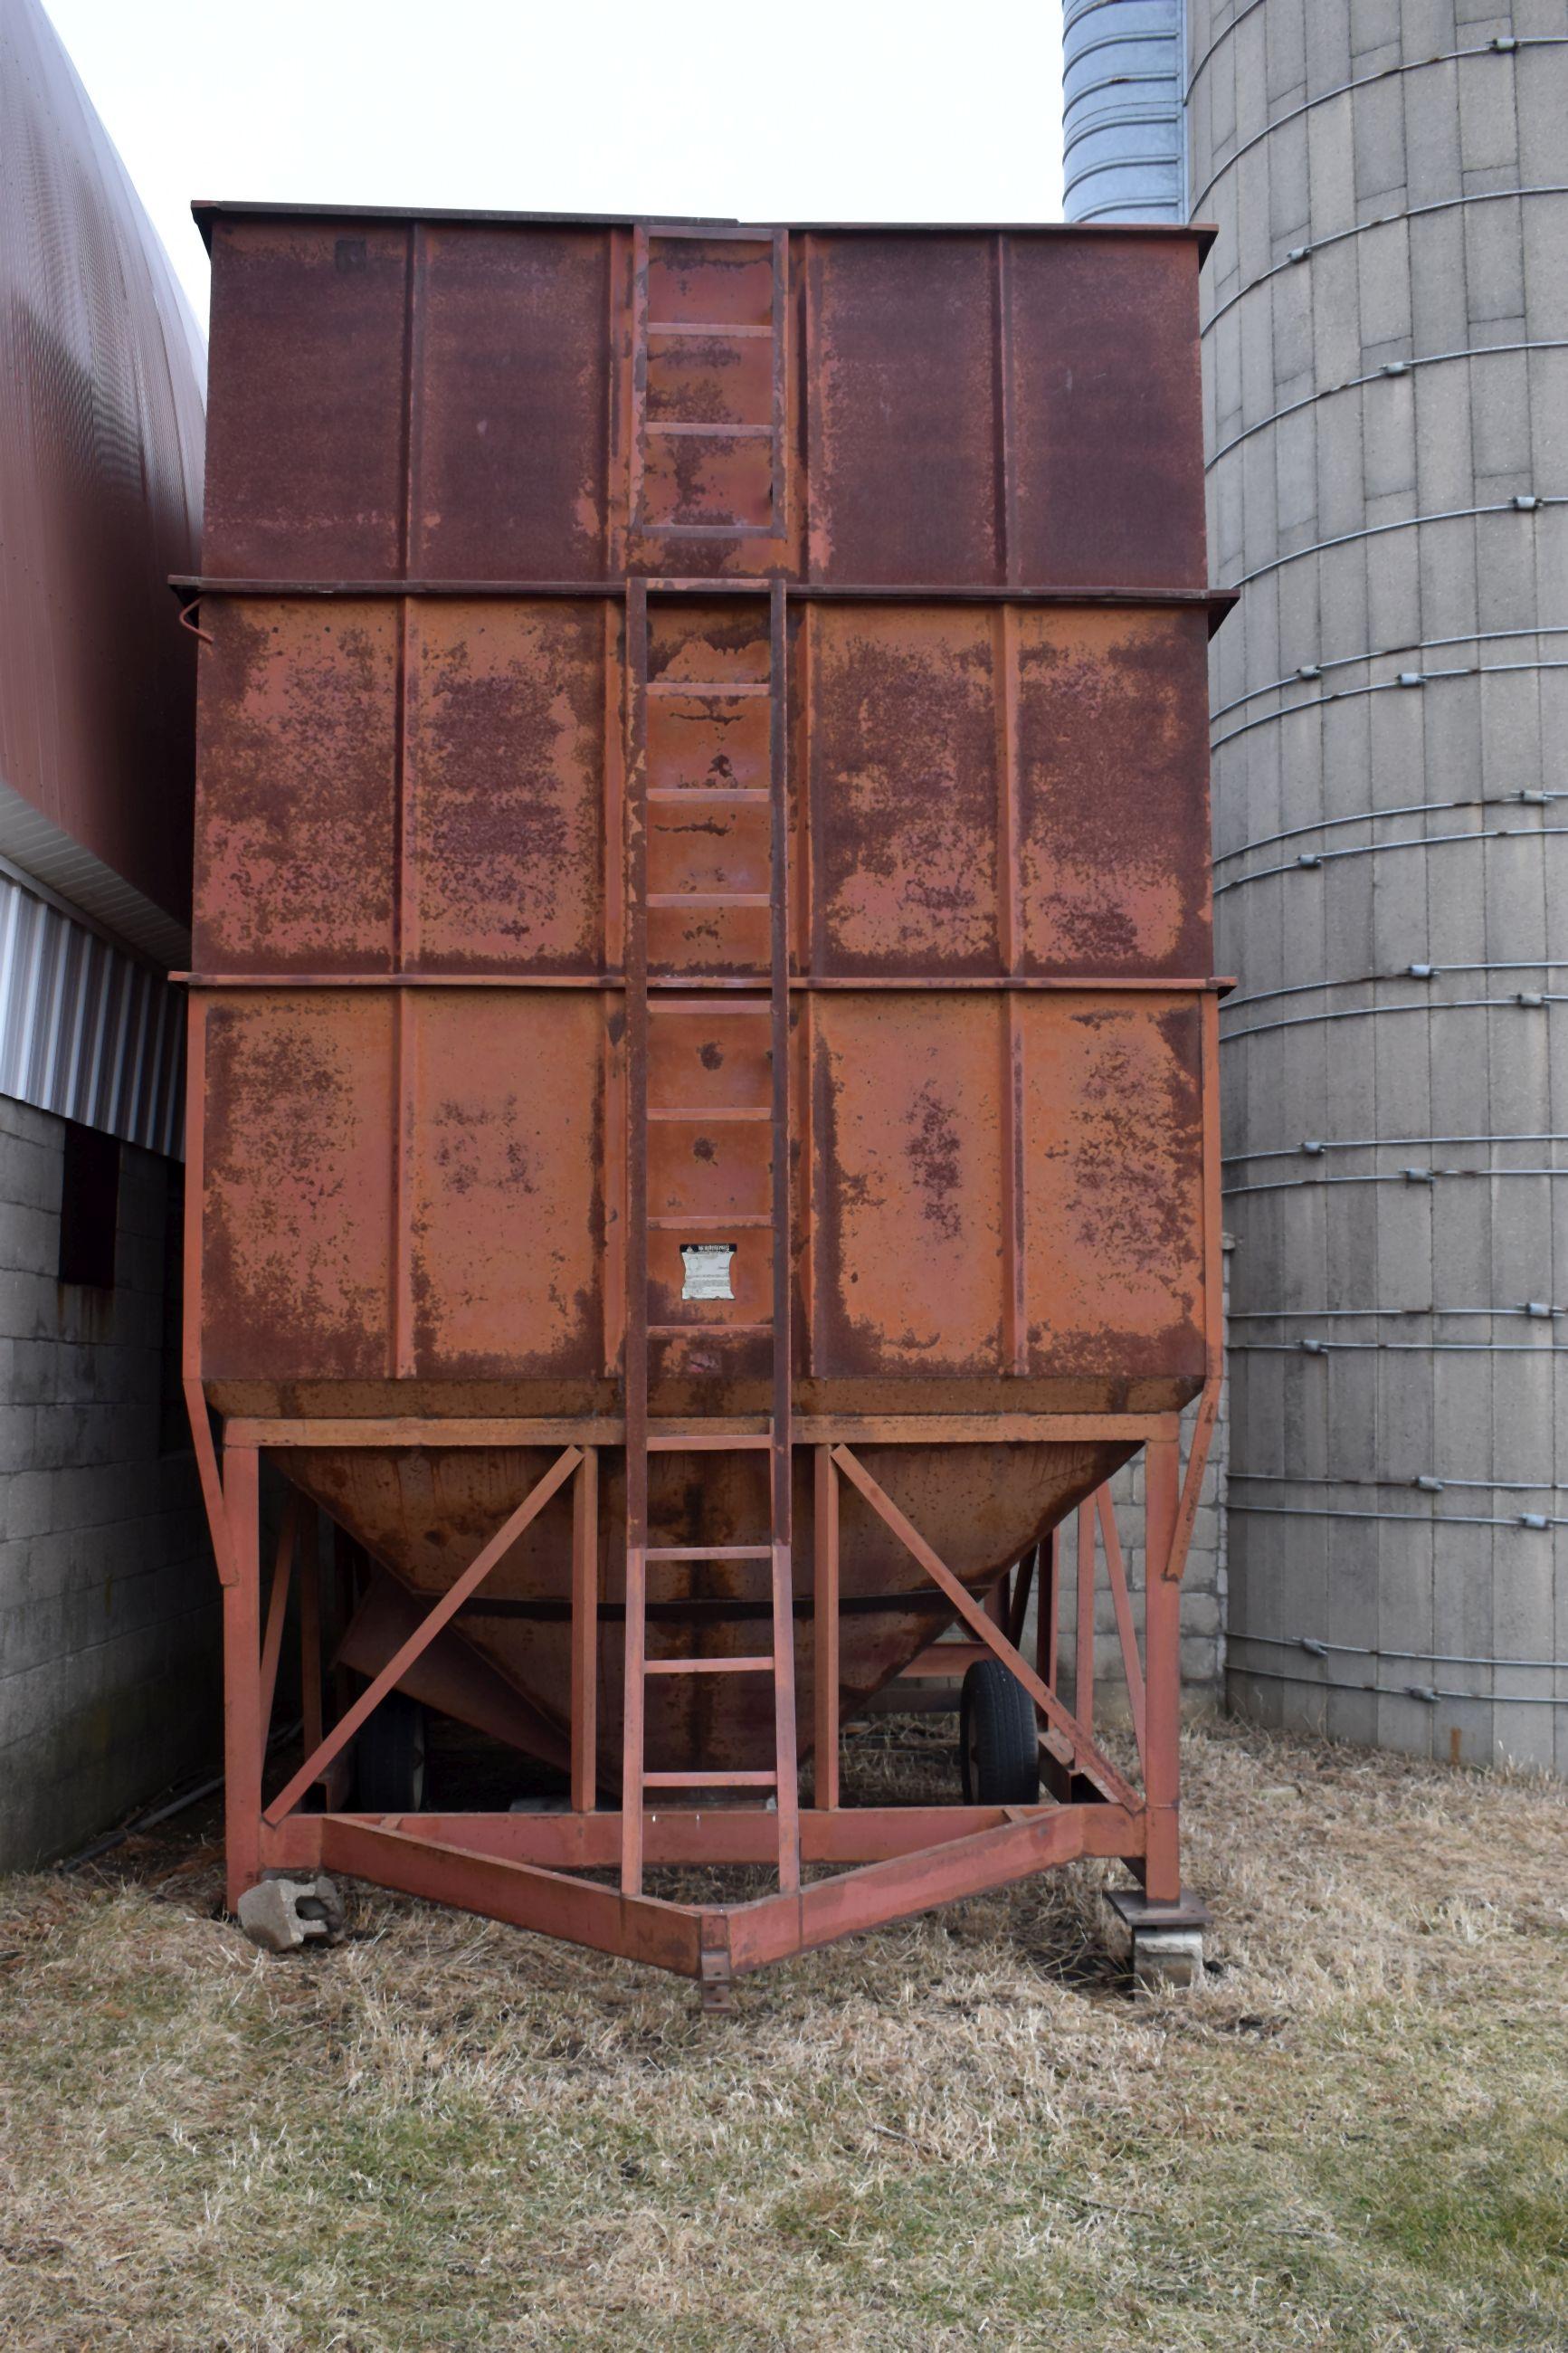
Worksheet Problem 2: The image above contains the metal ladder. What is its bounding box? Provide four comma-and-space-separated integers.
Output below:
621, 578, 799, 1898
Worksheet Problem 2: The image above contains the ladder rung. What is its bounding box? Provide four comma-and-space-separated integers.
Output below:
644, 1544, 774, 1560
649, 787, 771, 804
649, 999, 772, 1015
643, 1655, 774, 1676
646, 1433, 772, 1451
647, 422, 775, 439
648, 892, 771, 909
647, 320, 774, 338
646, 681, 773, 697
647, 1214, 771, 1228
642, 1769, 778, 1788
647, 1321, 775, 1335
648, 1106, 770, 1120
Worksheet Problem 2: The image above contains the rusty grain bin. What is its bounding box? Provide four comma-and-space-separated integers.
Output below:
181, 208, 1227, 1992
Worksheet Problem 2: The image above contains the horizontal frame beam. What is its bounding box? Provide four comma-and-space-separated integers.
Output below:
223, 1412, 1183, 1449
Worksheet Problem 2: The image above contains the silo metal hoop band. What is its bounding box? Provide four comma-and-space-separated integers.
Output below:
1208, 342, 1568, 472
1230, 1338, 1568, 1352
1228, 1666, 1568, 1709
1214, 788, 1568, 867
1222, 999, 1567, 1043
1229, 1304, 1564, 1319
1232, 1472, 1568, 1496
1212, 624, 1568, 729
1188, 43, 1568, 218
1223, 971, 1568, 1016
1233, 1634, 1568, 1672
1228, 1502, 1568, 1529
1201, 187, 1568, 339
1226, 1166, 1568, 1196
1215, 828, 1568, 900
1224, 1129, 1568, 1160
1064, 154, 1185, 198
1221, 498, 1560, 599
1211, 660, 1568, 754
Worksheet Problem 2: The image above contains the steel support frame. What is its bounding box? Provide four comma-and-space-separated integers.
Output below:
205, 1398, 1216, 1977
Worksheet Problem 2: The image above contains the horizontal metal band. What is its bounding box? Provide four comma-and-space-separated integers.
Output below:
1214, 788, 1565, 869
1215, 823, 1568, 899
172, 576, 1226, 612
1190, 38, 1565, 216
1226, 1164, 1568, 1196
1232, 1472, 1568, 1496
1200, 186, 1568, 338
1226, 1129, 1568, 1162
1212, 657, 1568, 753
1208, 341, 1568, 472
1222, 996, 1565, 1043
1221, 965, 1568, 1016
1233, 1632, 1568, 1671
1231, 1662, 1568, 1708
1230, 1502, 1568, 1529
1212, 624, 1568, 729
1221, 496, 1558, 598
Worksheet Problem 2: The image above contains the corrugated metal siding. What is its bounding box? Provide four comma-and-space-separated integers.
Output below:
0, 862, 181, 1156
1062, 0, 1186, 224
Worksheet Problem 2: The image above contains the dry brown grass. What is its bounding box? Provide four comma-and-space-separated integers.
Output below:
2, 1718, 1565, 2351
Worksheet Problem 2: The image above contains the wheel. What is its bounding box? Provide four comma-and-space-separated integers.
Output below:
354, 1690, 428, 1813
959, 1658, 1040, 1805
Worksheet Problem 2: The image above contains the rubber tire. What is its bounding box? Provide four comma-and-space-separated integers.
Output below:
960, 1658, 1040, 1805
354, 1690, 428, 1814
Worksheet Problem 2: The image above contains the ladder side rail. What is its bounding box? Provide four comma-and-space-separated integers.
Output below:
768, 576, 801, 1892
621, 577, 651, 1896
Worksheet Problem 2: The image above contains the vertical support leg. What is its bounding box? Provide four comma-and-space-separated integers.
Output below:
1143, 1437, 1182, 1903
1075, 1495, 1097, 1735
223, 1445, 262, 1912
257, 1491, 299, 1768
1038, 1526, 1060, 1695
299, 1501, 323, 1767
571, 1446, 600, 1813
813, 1445, 840, 1810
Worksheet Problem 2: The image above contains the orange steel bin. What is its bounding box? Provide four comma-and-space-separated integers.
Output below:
179, 206, 1229, 1992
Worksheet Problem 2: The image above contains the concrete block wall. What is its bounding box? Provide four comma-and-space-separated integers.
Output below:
0, 1097, 216, 1866
1188, 0, 1568, 1768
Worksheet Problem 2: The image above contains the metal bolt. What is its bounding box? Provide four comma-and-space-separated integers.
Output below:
1525, 1301, 1554, 1319
1300, 1637, 1329, 1658
1297, 852, 1322, 868
1519, 1512, 1549, 1530
1512, 493, 1540, 511
1403, 1167, 1436, 1185
1516, 991, 1545, 1008
1397, 671, 1424, 687
1520, 789, 1551, 805
1491, 33, 1518, 51
1300, 1338, 1327, 1354
1405, 1684, 1440, 1704
1297, 662, 1321, 680
1287, 244, 1310, 263
1381, 360, 1410, 376
1414, 1475, 1445, 1493
1407, 963, 1436, 979
1302, 1139, 1326, 1156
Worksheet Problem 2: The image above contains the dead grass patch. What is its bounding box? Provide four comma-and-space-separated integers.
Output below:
1, 1719, 1564, 2350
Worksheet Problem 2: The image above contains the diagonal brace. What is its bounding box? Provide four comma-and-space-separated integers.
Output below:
830, 1446, 1139, 1813
264, 1445, 582, 1824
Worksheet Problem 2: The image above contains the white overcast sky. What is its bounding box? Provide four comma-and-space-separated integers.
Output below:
43, 0, 1068, 334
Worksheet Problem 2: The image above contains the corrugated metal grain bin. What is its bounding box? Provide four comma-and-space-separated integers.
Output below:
182, 207, 1227, 1991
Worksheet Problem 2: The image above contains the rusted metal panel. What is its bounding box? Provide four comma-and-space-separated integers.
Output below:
414, 227, 614, 581
201, 993, 394, 1378
406, 600, 608, 972
204, 220, 410, 579
803, 234, 1002, 586
1006, 233, 1204, 591
194, 601, 397, 974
